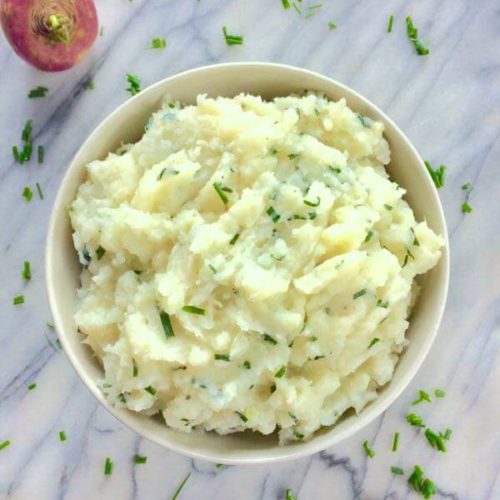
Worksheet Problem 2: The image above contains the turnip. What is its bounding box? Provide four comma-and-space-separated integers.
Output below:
1, 0, 98, 72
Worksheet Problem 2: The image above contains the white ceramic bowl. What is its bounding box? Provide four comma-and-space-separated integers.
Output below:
46, 62, 449, 464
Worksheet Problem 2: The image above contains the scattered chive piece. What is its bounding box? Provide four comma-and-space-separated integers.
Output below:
420, 478, 437, 499
22, 261, 31, 280
37, 145, 45, 164
22, 186, 33, 202
243, 360, 251, 369
36, 182, 44, 199
172, 472, 191, 500
285, 489, 296, 500
357, 114, 371, 128
387, 15, 394, 33
376, 299, 389, 308
406, 16, 430, 55
0, 440, 11, 451
303, 197, 320, 207
274, 365, 287, 378
329, 166, 341, 174
406, 413, 425, 428
85, 78, 95, 90
236, 411, 248, 422
353, 289, 367, 300
208, 264, 217, 274
182, 305, 206, 315
408, 465, 437, 499
364, 230, 374, 243
266, 206, 280, 223
216, 463, 225, 469
28, 382, 37, 390
281, 0, 291, 9
328, 21, 337, 30
59, 431, 67, 442
118, 392, 127, 404
270, 383, 277, 394
441, 428, 452, 441
229, 233, 240, 245
13, 295, 25, 306
104, 457, 113, 476
363, 440, 375, 458
391, 466, 404, 475
214, 354, 230, 362
132, 358, 138, 377
392, 432, 400, 452
368, 338, 380, 348
384, 204, 393, 211
434, 388, 446, 398
412, 390, 432, 406
144, 386, 157, 396
424, 428, 447, 452
28, 86, 49, 98
160, 311, 175, 337
150, 37, 167, 49
461, 182, 472, 190
262, 333, 278, 345
213, 182, 229, 204
134, 454, 147, 464
95, 246, 106, 260
292, 2, 301, 14
462, 202, 472, 214
424, 161, 446, 188
293, 430, 304, 440
222, 26, 244, 46
125, 73, 141, 96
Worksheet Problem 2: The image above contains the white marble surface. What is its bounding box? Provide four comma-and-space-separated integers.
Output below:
1, 0, 499, 499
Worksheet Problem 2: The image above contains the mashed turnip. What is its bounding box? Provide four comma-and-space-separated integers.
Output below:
70, 93, 443, 443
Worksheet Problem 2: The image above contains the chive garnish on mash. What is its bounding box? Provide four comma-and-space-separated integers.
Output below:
266, 206, 280, 223
182, 305, 207, 315
213, 182, 229, 204
160, 311, 174, 337
353, 289, 367, 299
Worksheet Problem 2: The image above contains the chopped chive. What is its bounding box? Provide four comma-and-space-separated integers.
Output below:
0, 440, 11, 451
384, 204, 393, 211
229, 233, 240, 245
13, 295, 25, 305
134, 454, 147, 464
208, 264, 217, 274
157, 168, 166, 180
243, 360, 251, 369
28, 382, 37, 390
328, 21, 337, 30
461, 202, 472, 213
353, 289, 367, 299
288, 153, 300, 160
160, 311, 175, 337
222, 26, 244, 46
144, 386, 157, 396
364, 230, 374, 243
441, 428, 452, 441
281, 0, 291, 8
461, 182, 472, 190
424, 428, 447, 452
59, 431, 67, 442
216, 463, 225, 469
47, 322, 54, 329
221, 186, 233, 193
95, 246, 106, 260
182, 305, 206, 315
22, 261, 31, 280
214, 354, 230, 361
357, 114, 371, 128
368, 337, 380, 348
363, 440, 375, 458
420, 478, 437, 499
291, 2, 301, 14
85, 79, 95, 90
12, 146, 19, 162
172, 472, 191, 500
270, 383, 277, 394
303, 196, 320, 207
235, 411, 248, 422
266, 206, 280, 223
392, 432, 400, 452
434, 388, 446, 398
387, 15, 394, 33
293, 430, 304, 440
28, 86, 49, 98
329, 166, 341, 174
274, 365, 287, 378
36, 182, 44, 199
132, 358, 138, 377
285, 488, 296, 500
262, 333, 278, 345
406, 413, 425, 428
22, 186, 33, 202
125, 73, 141, 96
406, 16, 430, 55
408, 465, 424, 493
150, 37, 167, 49
104, 457, 113, 476
37, 145, 44, 164
213, 182, 229, 204
412, 390, 431, 406
376, 299, 389, 308
118, 392, 127, 404
391, 466, 404, 475
424, 161, 446, 188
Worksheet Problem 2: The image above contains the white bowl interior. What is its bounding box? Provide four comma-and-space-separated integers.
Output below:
46, 63, 449, 464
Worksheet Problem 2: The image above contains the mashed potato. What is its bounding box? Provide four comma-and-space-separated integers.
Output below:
70, 93, 443, 443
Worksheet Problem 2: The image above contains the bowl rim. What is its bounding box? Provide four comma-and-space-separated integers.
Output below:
46, 61, 450, 464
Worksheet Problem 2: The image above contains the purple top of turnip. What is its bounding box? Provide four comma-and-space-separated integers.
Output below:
1, 0, 98, 72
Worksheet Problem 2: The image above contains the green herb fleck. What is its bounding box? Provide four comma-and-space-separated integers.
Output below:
182, 305, 207, 315
59, 431, 67, 442
13, 295, 25, 306
236, 411, 248, 422
391, 466, 404, 475
293, 430, 304, 440
160, 311, 175, 337
85, 79, 95, 90
376, 299, 389, 308
434, 388, 445, 398
281, 0, 291, 9
96, 246, 106, 260
222, 26, 244, 46
214, 354, 230, 361
424, 161, 445, 188
22, 261, 31, 280
303, 196, 320, 207
357, 114, 371, 128
368, 337, 380, 348
328, 21, 337, 30
392, 432, 400, 452
441, 428, 452, 441
126, 73, 141, 96
28, 382, 37, 390
144, 386, 157, 396
270, 383, 277, 394
364, 230, 374, 243
134, 454, 147, 464
229, 233, 240, 245
213, 182, 229, 204
387, 15, 394, 33
104, 457, 113, 476
150, 37, 167, 49
461, 182, 472, 190
329, 166, 341, 174
412, 390, 431, 406
243, 360, 251, 369
172, 472, 191, 500
22, 186, 33, 202
353, 289, 367, 300
406, 413, 425, 428
285, 488, 296, 500
262, 333, 278, 345
384, 204, 393, 211
36, 182, 44, 199
406, 16, 430, 55
28, 86, 49, 98
132, 358, 138, 377
266, 206, 280, 223
424, 428, 447, 452
462, 202, 472, 214
0, 440, 11, 451
408, 465, 437, 498
274, 365, 287, 378
363, 440, 375, 458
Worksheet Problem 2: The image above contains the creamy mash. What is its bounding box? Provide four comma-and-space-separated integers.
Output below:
70, 93, 443, 443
